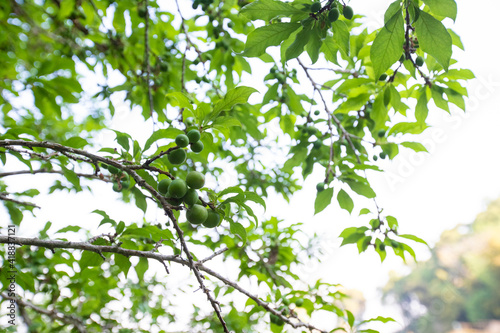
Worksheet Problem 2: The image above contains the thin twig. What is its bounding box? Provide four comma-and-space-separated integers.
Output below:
196, 247, 229, 265
143, 1, 155, 119
297, 58, 361, 164
0, 193, 40, 208
0, 292, 87, 333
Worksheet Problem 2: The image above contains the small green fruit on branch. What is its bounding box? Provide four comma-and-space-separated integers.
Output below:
343, 6, 353, 20
415, 56, 424, 67
310, 2, 321, 13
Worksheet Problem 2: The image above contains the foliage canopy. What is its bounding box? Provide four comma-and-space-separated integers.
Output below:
0, 0, 472, 332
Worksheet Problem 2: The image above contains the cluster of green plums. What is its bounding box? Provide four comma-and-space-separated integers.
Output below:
160, 132, 221, 228
101, 164, 131, 192
310, 1, 353, 21
166, 130, 204, 165
270, 297, 304, 326
158, 171, 221, 228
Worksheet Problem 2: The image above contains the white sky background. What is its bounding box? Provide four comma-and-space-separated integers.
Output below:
1, 0, 500, 332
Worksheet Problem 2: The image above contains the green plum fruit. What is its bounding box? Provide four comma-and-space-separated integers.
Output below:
158, 178, 172, 195
203, 210, 221, 228
168, 179, 188, 198
415, 56, 424, 67
108, 166, 120, 174
190, 141, 204, 153
175, 134, 190, 148
311, 2, 321, 12
167, 197, 183, 206
328, 8, 340, 22
183, 189, 199, 206
186, 171, 205, 189
112, 183, 122, 192
168, 149, 187, 165
186, 204, 208, 225
187, 129, 201, 143
343, 6, 353, 19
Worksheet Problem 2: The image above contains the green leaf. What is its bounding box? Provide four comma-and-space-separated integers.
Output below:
448, 28, 464, 50
271, 322, 284, 333
166, 92, 194, 111
337, 189, 354, 214
114, 254, 132, 277
211, 86, 258, 119
80, 251, 103, 269
415, 89, 429, 123
375, 239, 387, 262
359, 208, 371, 216
244, 191, 266, 210
443, 69, 475, 80
398, 234, 429, 246
370, 9, 404, 79
386, 215, 398, 229
116, 221, 125, 234
229, 221, 247, 244
389, 122, 428, 135
414, 11, 452, 70
361, 316, 396, 324
345, 180, 376, 199
243, 23, 301, 58
143, 128, 184, 152
92, 209, 110, 219
341, 231, 366, 246
314, 188, 334, 215
401, 141, 428, 152
64, 137, 88, 149
346, 310, 355, 327
331, 20, 350, 55
61, 166, 82, 192
371, 93, 388, 127
56, 225, 82, 233
384, 1, 402, 23
39, 221, 52, 239
286, 27, 312, 61
132, 188, 147, 213
218, 186, 244, 198
422, 0, 457, 21
305, 26, 322, 64
240, 0, 304, 21
321, 36, 340, 65
113, 130, 131, 152
135, 257, 149, 280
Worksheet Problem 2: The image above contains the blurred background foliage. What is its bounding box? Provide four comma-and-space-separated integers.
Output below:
384, 198, 500, 333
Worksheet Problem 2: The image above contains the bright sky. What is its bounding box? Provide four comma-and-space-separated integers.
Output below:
1, 0, 500, 332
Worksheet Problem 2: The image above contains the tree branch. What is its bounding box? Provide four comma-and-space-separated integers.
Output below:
0, 193, 40, 208
0, 292, 87, 333
298, 58, 362, 164
0, 235, 335, 332
0, 139, 229, 332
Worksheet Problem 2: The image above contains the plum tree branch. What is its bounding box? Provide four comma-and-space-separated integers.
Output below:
0, 235, 334, 333
297, 58, 362, 164
0, 139, 229, 332
0, 292, 87, 333
0, 193, 39, 208
0, 168, 109, 181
